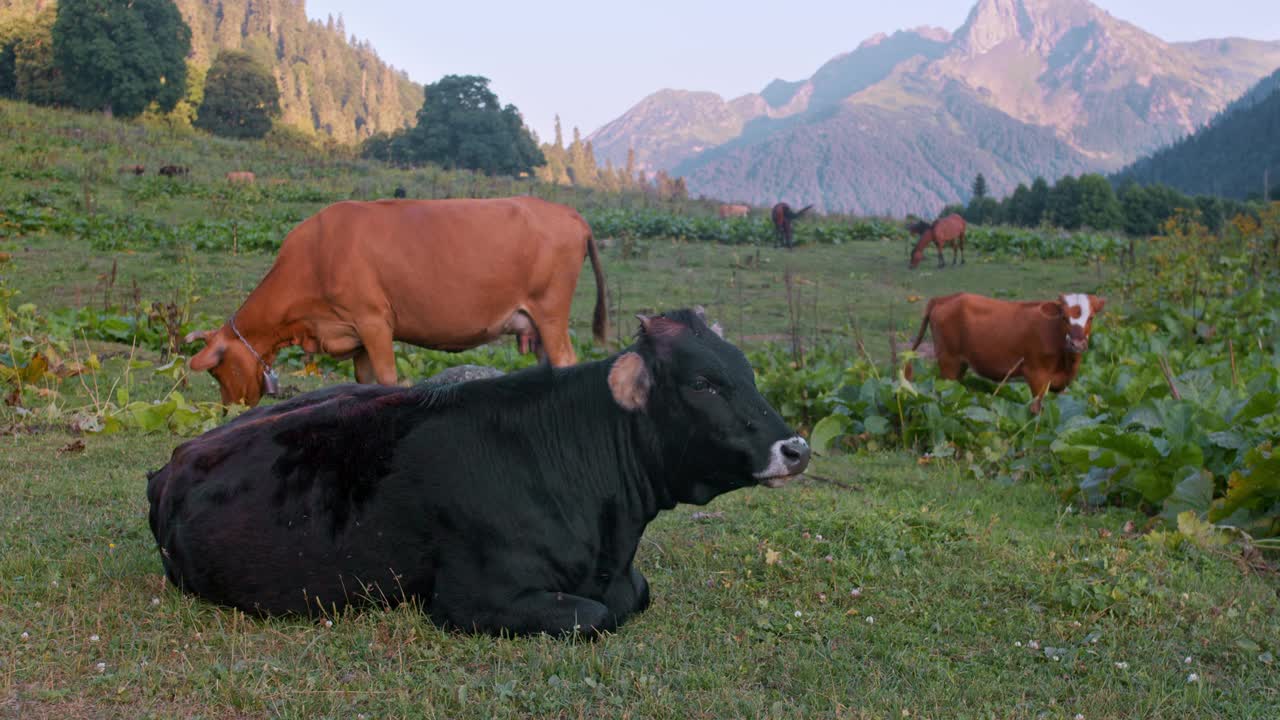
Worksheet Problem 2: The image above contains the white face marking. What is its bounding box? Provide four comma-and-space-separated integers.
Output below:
754, 436, 809, 486
1063, 293, 1091, 328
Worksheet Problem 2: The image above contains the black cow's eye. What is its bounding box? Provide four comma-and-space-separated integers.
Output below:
691, 377, 716, 393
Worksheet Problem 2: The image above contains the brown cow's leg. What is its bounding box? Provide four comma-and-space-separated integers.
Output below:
959, 232, 966, 265
935, 242, 945, 268
353, 349, 375, 384
357, 324, 399, 385
533, 314, 577, 367
1027, 372, 1051, 415
937, 354, 966, 380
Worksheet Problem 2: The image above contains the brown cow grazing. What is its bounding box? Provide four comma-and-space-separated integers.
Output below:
771, 202, 813, 249
908, 213, 966, 269
158, 165, 189, 177
718, 204, 749, 219
906, 292, 1105, 414
118, 164, 145, 175
184, 197, 608, 407
225, 171, 255, 184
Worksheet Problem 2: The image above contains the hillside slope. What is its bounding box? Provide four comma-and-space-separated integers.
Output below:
1112, 66, 1280, 199
0, 0, 420, 143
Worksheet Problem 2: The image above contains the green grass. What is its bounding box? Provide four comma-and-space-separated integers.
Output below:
2, 99, 1276, 718
3, 435, 1277, 718
8, 233, 1109, 365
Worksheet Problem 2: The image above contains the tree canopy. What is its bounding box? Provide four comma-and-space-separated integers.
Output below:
362, 75, 543, 175
52, 0, 191, 118
194, 49, 280, 139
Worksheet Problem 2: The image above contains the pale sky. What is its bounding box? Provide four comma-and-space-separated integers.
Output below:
304, 1, 1280, 142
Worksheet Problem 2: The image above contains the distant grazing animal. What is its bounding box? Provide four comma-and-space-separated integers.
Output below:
718, 204, 749, 219
908, 214, 966, 269
148, 309, 811, 635
118, 164, 145, 175
906, 292, 1105, 414
184, 196, 608, 407
771, 202, 813, 249
225, 171, 255, 184
158, 165, 189, 177
393, 186, 407, 199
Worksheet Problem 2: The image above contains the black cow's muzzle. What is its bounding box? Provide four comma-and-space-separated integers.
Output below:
754, 436, 811, 487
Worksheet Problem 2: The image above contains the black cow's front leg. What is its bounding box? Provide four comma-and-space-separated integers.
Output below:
602, 564, 650, 624
451, 589, 614, 638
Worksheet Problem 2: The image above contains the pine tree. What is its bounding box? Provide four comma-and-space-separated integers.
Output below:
971, 173, 988, 201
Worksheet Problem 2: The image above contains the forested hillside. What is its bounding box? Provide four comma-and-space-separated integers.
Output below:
1113, 66, 1280, 200
0, 0, 419, 142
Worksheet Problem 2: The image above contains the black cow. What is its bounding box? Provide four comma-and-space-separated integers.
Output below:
147, 309, 810, 637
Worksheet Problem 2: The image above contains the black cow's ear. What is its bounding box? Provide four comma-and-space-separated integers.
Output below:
608, 352, 652, 412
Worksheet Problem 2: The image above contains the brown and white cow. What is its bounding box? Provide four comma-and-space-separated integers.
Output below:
185, 197, 607, 407
225, 171, 255, 184
718, 204, 750, 219
906, 292, 1105, 413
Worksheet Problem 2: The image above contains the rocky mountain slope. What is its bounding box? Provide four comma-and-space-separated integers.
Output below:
590, 0, 1280, 215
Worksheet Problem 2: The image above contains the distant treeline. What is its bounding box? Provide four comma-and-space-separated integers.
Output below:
956, 172, 1263, 236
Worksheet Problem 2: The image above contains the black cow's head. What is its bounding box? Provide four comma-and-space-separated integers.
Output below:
607, 308, 810, 505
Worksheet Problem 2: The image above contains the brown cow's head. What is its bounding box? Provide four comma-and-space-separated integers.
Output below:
1042, 294, 1106, 354
185, 326, 271, 407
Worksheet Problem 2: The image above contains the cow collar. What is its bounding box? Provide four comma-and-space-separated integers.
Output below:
229, 314, 280, 396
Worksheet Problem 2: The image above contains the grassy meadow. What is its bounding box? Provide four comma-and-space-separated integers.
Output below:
2, 101, 1278, 718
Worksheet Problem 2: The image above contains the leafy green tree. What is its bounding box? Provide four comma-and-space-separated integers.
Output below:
405, 74, 543, 175
194, 50, 281, 139
1048, 175, 1082, 230
52, 0, 191, 118
1076, 174, 1123, 230
0, 8, 64, 105
1027, 177, 1049, 227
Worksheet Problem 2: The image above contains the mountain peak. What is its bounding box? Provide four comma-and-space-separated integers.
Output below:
954, 0, 1103, 55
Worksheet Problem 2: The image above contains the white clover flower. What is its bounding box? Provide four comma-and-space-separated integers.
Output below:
1075, 714, 1085, 720
794, 610, 803, 618
95, 662, 106, 673
1187, 672, 1199, 683
866, 616, 875, 624
20, 632, 29, 641
1114, 662, 1129, 670
324, 620, 333, 628
151, 597, 161, 606
850, 587, 863, 598
1015, 641, 1023, 647
1184, 656, 1193, 665
1028, 640, 1040, 650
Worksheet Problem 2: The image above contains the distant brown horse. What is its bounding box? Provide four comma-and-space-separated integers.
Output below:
118, 164, 145, 175
718, 204, 749, 219
771, 202, 813, 249
908, 213, 966, 269
159, 164, 189, 177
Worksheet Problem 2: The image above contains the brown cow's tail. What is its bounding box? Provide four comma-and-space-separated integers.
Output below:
903, 299, 935, 381
586, 232, 609, 346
